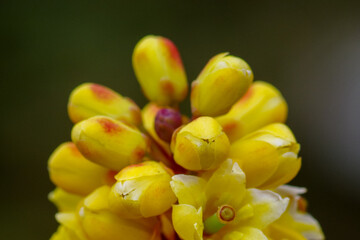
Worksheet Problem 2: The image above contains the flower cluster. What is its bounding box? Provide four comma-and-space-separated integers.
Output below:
48, 35, 324, 240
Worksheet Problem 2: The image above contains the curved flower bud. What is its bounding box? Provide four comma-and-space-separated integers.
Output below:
71, 116, 149, 171
229, 123, 301, 188
48, 142, 112, 195
191, 53, 253, 117
68, 83, 141, 126
108, 161, 176, 218
48, 188, 82, 212
132, 35, 188, 106
79, 186, 161, 240
216, 81, 288, 142
171, 116, 230, 171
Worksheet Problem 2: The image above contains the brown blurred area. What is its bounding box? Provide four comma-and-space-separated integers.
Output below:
0, 0, 359, 239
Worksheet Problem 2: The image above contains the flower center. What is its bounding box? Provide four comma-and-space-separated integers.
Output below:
203, 205, 236, 235
218, 205, 235, 222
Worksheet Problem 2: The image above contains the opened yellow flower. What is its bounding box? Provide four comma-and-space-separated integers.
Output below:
48, 35, 323, 240
170, 159, 290, 240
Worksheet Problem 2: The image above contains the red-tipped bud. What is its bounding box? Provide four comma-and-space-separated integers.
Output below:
155, 108, 183, 142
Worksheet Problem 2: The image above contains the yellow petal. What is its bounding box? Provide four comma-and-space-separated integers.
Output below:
133, 35, 188, 106
68, 83, 141, 126
55, 213, 88, 240
172, 204, 203, 240
229, 140, 280, 188
71, 116, 149, 171
216, 81, 288, 142
211, 227, 268, 240
239, 189, 289, 229
171, 117, 230, 171
170, 174, 207, 209
50, 226, 79, 240
48, 142, 111, 195
265, 223, 307, 240
234, 227, 268, 240
48, 188, 82, 212
205, 159, 246, 216
191, 53, 253, 117
271, 185, 325, 240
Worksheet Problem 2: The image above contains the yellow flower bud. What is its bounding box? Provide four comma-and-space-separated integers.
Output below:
132, 35, 188, 106
216, 81, 288, 142
171, 116, 230, 171
108, 161, 176, 218
77, 186, 161, 240
68, 83, 141, 126
48, 142, 113, 195
191, 53, 253, 117
71, 116, 149, 171
229, 123, 301, 188
48, 188, 82, 212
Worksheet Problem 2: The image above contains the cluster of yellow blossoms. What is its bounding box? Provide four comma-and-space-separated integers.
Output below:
48, 35, 324, 240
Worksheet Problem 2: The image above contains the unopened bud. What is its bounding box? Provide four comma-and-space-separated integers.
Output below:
71, 116, 149, 171
48, 142, 110, 195
171, 117, 230, 171
108, 161, 176, 219
132, 35, 188, 106
191, 53, 253, 117
68, 83, 141, 126
155, 108, 182, 142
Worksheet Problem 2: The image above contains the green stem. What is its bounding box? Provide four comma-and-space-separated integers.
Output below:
203, 213, 225, 235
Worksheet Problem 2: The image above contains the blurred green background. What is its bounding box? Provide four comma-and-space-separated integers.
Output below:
1, 0, 359, 239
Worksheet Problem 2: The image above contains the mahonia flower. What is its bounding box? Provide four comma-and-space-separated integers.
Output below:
48, 35, 324, 240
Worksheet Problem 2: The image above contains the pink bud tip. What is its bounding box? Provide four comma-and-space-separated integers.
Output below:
155, 108, 182, 142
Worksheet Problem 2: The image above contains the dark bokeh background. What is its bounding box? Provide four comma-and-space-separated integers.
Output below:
1, 1, 359, 239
